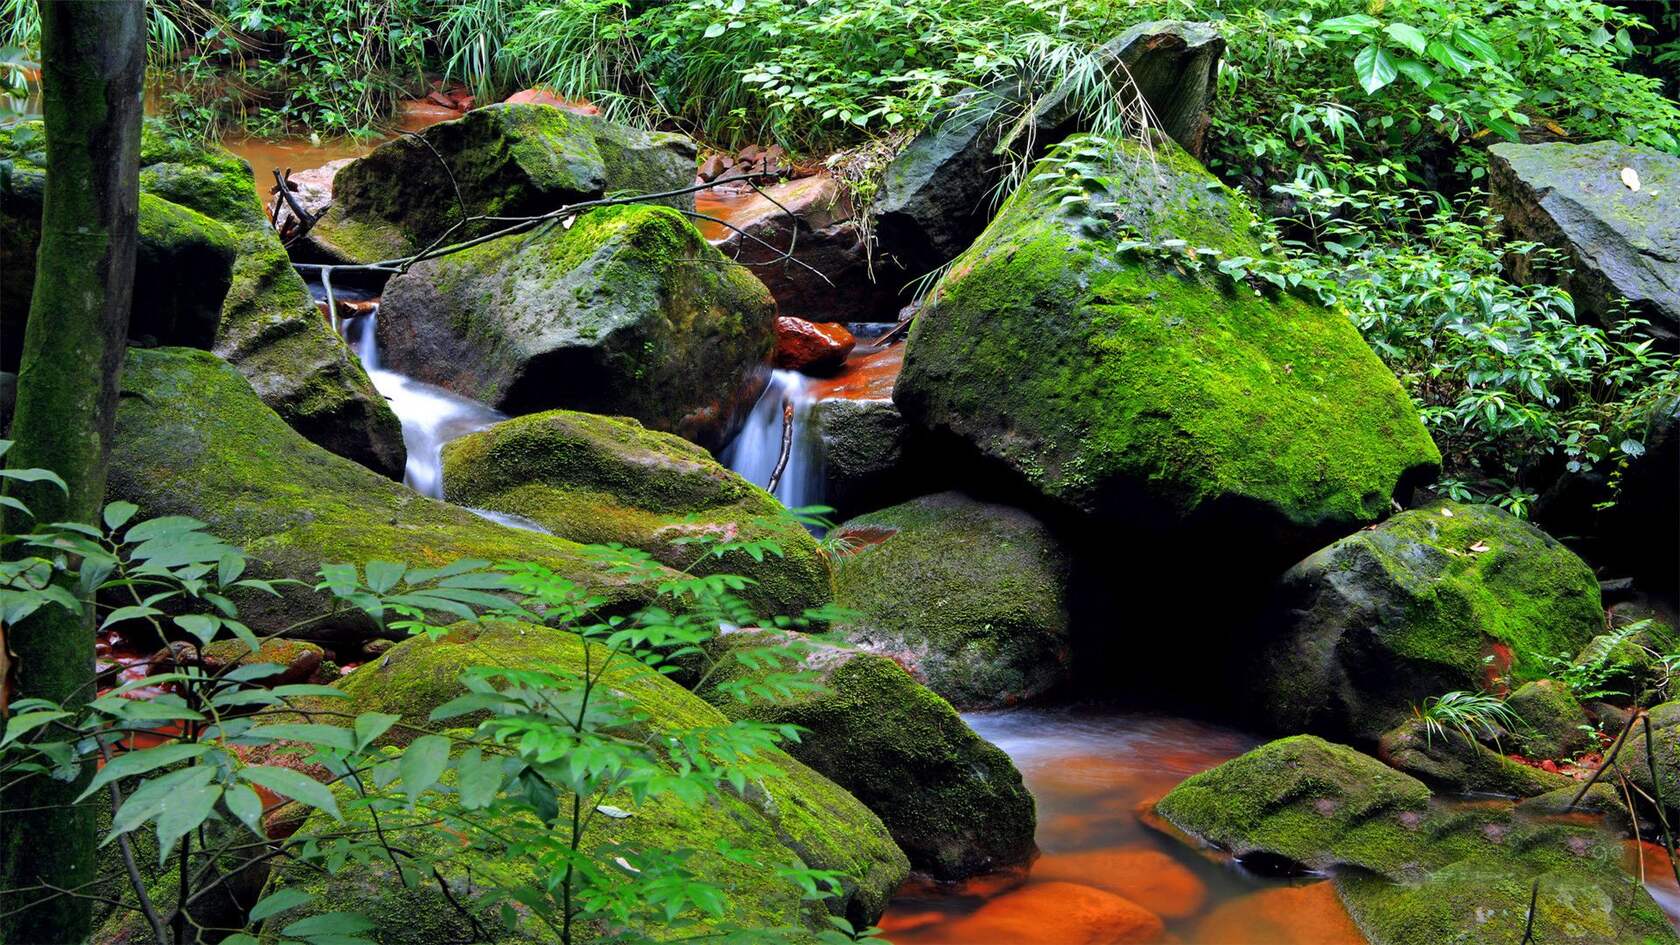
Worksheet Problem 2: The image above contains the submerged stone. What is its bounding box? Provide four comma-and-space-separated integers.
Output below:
439, 409, 832, 616
262, 621, 909, 940
1488, 140, 1680, 340
894, 134, 1439, 557
108, 347, 661, 644
1255, 501, 1603, 742
377, 203, 774, 448
309, 103, 697, 263
698, 629, 1037, 880
831, 492, 1073, 709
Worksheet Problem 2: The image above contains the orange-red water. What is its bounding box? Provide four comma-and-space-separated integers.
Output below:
880, 710, 1370, 944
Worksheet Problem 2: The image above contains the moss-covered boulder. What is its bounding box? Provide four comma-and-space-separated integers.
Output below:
1, 131, 236, 369
309, 103, 697, 264
1157, 736, 1677, 945
0, 121, 403, 479
378, 204, 774, 448
1507, 679, 1593, 760
1255, 501, 1604, 742
1377, 718, 1572, 797
439, 410, 831, 616
697, 629, 1036, 879
894, 134, 1440, 557
1156, 735, 1433, 874
1626, 700, 1680, 819
830, 492, 1072, 708
133, 131, 406, 480
265, 621, 908, 940
108, 348, 665, 643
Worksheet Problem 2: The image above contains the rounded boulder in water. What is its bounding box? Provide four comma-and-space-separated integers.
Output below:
773, 315, 855, 373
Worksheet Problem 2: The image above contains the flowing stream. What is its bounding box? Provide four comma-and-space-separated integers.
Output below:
719, 368, 823, 508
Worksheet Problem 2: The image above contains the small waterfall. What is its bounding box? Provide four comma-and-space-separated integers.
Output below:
721, 369, 823, 509
340, 309, 506, 500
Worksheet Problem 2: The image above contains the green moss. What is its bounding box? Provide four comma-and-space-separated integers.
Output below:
1507, 680, 1592, 760
442, 409, 831, 616
1378, 718, 1573, 797
698, 630, 1035, 879
107, 348, 658, 642
379, 204, 772, 447
829, 492, 1070, 708
896, 133, 1440, 538
263, 621, 907, 940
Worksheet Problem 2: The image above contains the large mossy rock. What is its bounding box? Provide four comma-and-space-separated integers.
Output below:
1157, 736, 1677, 945
108, 348, 664, 643
1506, 679, 1593, 761
1626, 700, 1680, 820
1255, 500, 1604, 742
697, 630, 1036, 880
0, 122, 405, 479
829, 492, 1071, 708
309, 104, 697, 264
266, 621, 909, 940
1376, 718, 1572, 797
874, 21, 1224, 280
894, 135, 1440, 558
439, 409, 831, 616
1488, 140, 1679, 340
378, 204, 774, 448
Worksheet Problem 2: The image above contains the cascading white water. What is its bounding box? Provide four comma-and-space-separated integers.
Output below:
721, 369, 823, 509
340, 309, 505, 500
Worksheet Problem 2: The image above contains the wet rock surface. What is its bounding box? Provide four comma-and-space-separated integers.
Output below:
773, 315, 855, 372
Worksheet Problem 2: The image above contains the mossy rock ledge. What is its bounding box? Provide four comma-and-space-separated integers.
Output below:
1, 121, 406, 480
262, 621, 909, 942
108, 347, 669, 644
308, 103, 697, 264
829, 492, 1073, 708
893, 134, 1440, 556
697, 628, 1037, 879
440, 409, 832, 617
377, 203, 774, 449
1155, 735, 1677, 945
1255, 500, 1604, 743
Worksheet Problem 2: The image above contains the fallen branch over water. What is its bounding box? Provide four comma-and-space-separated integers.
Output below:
766, 399, 794, 494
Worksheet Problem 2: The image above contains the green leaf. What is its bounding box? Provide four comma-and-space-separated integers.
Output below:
78, 743, 212, 801
173, 613, 220, 645
0, 467, 68, 492
703, 22, 725, 38
456, 747, 502, 809
240, 766, 341, 820
281, 913, 374, 938
1383, 22, 1427, 55
1354, 44, 1398, 94
0, 709, 70, 747
103, 501, 139, 531
1394, 57, 1436, 88
363, 560, 405, 594
353, 712, 401, 749
155, 781, 222, 862
225, 783, 266, 835
400, 734, 450, 803
123, 515, 204, 543
249, 888, 311, 923
245, 723, 356, 752
1318, 13, 1380, 33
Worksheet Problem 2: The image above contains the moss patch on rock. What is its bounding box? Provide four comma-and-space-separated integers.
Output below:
108, 347, 665, 643
697, 629, 1036, 879
1507, 680, 1593, 761
377, 203, 773, 448
264, 620, 907, 940
894, 133, 1440, 552
1377, 718, 1572, 797
440, 409, 831, 617
1256, 500, 1604, 742
828, 492, 1071, 708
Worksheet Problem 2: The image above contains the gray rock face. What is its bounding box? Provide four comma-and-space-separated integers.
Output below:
376, 204, 774, 448
873, 20, 1225, 280
1488, 140, 1680, 339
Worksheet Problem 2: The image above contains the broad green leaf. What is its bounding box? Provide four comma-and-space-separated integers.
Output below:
281, 912, 375, 937
102, 501, 139, 530
244, 723, 355, 752
400, 735, 450, 803
1354, 44, 1398, 94
353, 712, 401, 749
240, 766, 341, 820
0, 467, 67, 492
1383, 22, 1427, 55
0, 709, 69, 747
79, 743, 211, 801
249, 888, 311, 922
703, 22, 726, 38
456, 747, 502, 809
155, 782, 222, 863
173, 613, 220, 645
123, 515, 205, 543
107, 766, 214, 840
225, 783, 266, 835
1317, 13, 1379, 33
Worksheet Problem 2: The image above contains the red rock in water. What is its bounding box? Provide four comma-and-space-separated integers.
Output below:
774, 316, 855, 373
934, 881, 1165, 945
504, 88, 600, 115
1032, 847, 1208, 919
1193, 882, 1366, 944
698, 153, 734, 181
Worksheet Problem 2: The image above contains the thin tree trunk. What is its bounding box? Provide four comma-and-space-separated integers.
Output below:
0, 2, 145, 942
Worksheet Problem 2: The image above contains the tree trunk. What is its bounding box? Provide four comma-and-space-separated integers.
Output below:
0, 2, 145, 942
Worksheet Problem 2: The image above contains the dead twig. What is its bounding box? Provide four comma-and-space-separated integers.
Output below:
766, 400, 794, 494
1519, 878, 1539, 944
270, 167, 317, 241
